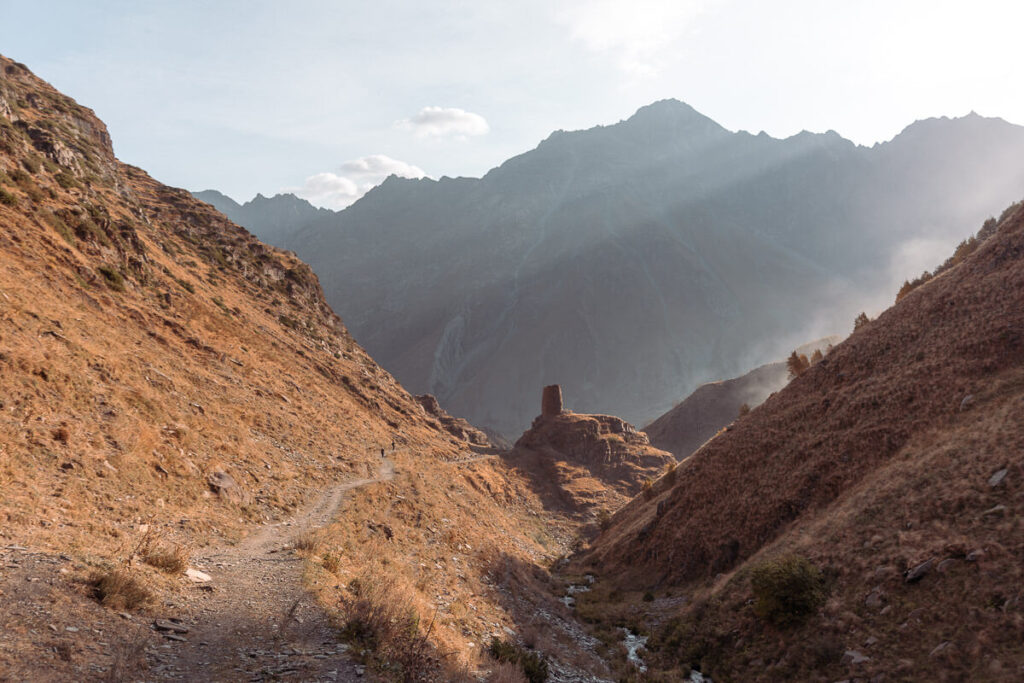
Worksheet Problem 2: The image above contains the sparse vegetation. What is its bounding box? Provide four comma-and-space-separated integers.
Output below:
0, 185, 17, 206
87, 568, 152, 610
340, 567, 439, 679
134, 530, 189, 574
662, 461, 677, 485
749, 555, 825, 627
786, 350, 810, 379
852, 311, 870, 331
487, 637, 549, 683
97, 264, 125, 291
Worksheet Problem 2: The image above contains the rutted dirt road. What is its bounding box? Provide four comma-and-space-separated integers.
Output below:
145, 459, 395, 681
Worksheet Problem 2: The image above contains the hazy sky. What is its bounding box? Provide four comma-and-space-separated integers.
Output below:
3, 0, 1022, 208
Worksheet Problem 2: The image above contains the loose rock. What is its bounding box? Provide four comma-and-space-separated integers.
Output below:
904, 559, 933, 583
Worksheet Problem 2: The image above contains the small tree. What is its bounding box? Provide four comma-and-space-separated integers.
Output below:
809, 349, 823, 365
787, 351, 810, 379
738, 403, 750, 418
853, 312, 870, 331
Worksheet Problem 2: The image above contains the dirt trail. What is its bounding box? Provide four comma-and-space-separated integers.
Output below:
145, 458, 395, 681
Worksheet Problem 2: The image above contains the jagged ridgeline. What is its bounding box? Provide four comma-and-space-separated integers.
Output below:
199, 101, 1024, 439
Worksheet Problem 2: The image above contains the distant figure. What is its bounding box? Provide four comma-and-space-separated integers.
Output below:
380, 447, 385, 459
391, 439, 396, 451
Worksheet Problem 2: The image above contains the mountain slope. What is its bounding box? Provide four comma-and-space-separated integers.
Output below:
644, 336, 839, 458
210, 101, 1024, 438
578, 201, 1024, 680
0, 56, 605, 682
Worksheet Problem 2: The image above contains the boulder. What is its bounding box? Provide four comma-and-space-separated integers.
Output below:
207, 470, 249, 504
904, 559, 933, 583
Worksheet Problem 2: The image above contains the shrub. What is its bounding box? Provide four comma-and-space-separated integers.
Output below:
853, 312, 871, 331
596, 508, 612, 531
786, 351, 810, 379
97, 265, 125, 291
88, 569, 152, 610
809, 349, 823, 365
0, 186, 16, 206
641, 478, 654, 500
55, 171, 77, 189
45, 212, 74, 244
750, 555, 825, 627
737, 403, 750, 418
487, 638, 548, 683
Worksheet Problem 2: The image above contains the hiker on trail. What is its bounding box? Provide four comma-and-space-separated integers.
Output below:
380, 447, 385, 459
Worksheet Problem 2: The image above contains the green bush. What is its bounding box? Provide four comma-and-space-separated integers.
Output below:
97, 265, 125, 292
750, 555, 825, 627
487, 637, 548, 683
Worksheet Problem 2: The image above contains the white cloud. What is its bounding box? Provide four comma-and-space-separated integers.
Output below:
555, 0, 711, 77
396, 106, 490, 139
290, 154, 427, 210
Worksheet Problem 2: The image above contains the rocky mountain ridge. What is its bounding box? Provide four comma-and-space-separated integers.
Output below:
198, 100, 1024, 440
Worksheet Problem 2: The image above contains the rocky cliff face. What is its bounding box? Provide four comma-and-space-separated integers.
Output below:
206, 101, 1024, 440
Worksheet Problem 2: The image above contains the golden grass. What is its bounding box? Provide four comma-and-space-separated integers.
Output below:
87, 568, 152, 611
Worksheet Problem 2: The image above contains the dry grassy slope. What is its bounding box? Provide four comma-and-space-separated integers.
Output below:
579, 203, 1024, 680
0, 56, 608, 682
0, 54, 466, 556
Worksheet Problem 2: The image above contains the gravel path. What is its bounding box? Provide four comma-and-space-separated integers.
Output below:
145, 459, 395, 681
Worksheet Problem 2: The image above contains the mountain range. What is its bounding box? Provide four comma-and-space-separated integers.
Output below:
197, 101, 1024, 437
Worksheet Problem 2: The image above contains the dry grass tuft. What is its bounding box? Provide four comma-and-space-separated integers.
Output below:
294, 530, 320, 552
132, 529, 190, 574
486, 661, 529, 683
88, 569, 152, 611
340, 564, 441, 679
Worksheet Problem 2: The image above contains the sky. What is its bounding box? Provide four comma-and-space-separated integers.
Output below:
2, 0, 1023, 209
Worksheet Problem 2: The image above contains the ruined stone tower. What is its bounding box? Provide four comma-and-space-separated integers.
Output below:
541, 384, 563, 417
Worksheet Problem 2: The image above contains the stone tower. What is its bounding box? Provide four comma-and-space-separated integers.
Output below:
541, 384, 563, 417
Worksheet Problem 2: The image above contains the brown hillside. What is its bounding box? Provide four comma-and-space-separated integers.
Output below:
0, 56, 605, 681
645, 337, 839, 459
579, 202, 1024, 680
0, 54, 455, 556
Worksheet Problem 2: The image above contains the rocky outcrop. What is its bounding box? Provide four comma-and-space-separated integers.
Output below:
415, 394, 492, 448
508, 389, 675, 516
